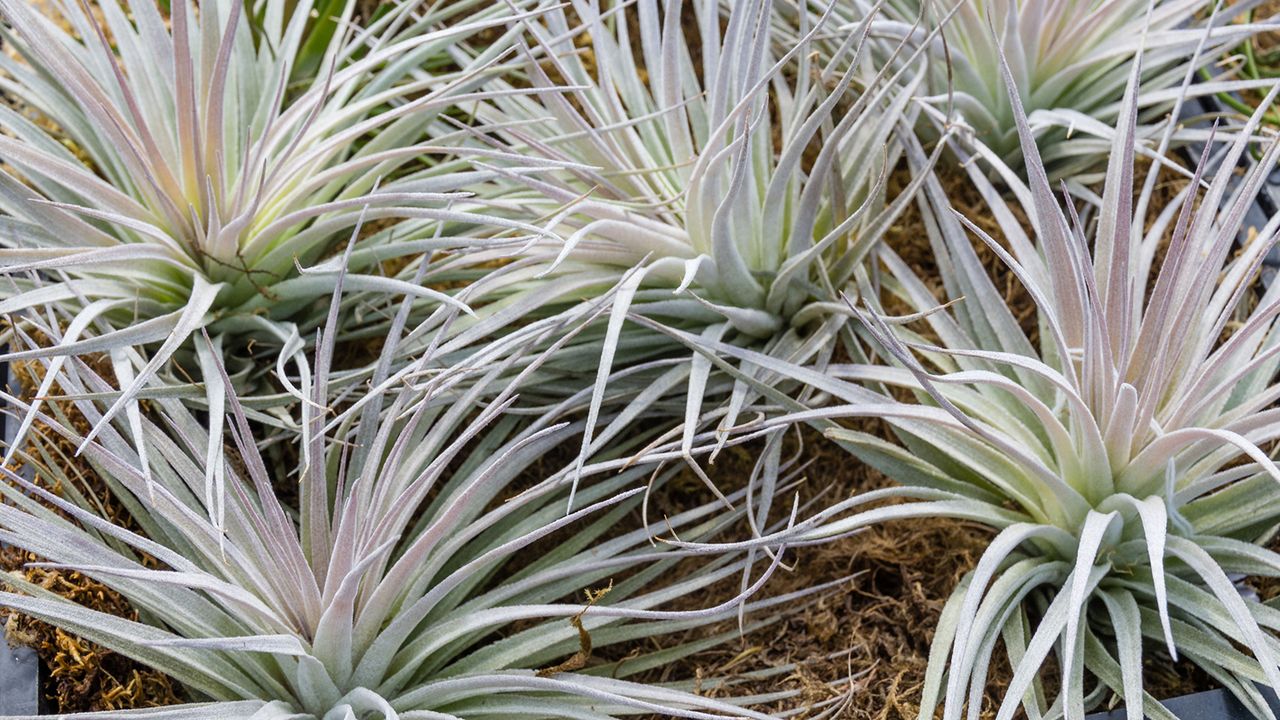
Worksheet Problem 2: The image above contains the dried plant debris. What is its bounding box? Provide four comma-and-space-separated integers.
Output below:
2, 547, 182, 712
628, 426, 997, 720
751, 519, 999, 720
1, 358, 182, 712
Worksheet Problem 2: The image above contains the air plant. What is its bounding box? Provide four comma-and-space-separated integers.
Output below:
0, 0, 558, 519
419, 0, 941, 509
661, 52, 1280, 718
794, 0, 1277, 178
0, 266, 823, 720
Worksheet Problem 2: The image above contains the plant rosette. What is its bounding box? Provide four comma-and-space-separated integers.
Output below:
779, 0, 1280, 181
417, 0, 949, 517
0, 0, 565, 529
0, 267, 835, 719
653, 50, 1280, 720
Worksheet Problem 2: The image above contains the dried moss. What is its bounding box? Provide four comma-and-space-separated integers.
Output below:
1, 355, 182, 713
1, 546, 182, 712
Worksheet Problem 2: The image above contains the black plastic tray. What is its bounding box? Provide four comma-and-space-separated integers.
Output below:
0, 359, 40, 714
1086, 686, 1280, 719
1085, 93, 1279, 720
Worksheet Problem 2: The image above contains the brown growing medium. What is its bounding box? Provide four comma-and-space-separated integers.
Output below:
883, 164, 1039, 349
1258, 0, 1280, 49
883, 156, 1195, 351
1, 356, 182, 713
0, 547, 182, 712
616, 424, 1002, 720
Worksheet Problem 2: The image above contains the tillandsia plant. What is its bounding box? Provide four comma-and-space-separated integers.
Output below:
0, 272, 830, 720
0, 0, 561, 516
424, 0, 943, 507
660, 56, 1280, 718
793, 0, 1277, 179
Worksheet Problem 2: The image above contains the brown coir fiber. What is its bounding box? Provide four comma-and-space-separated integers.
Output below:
1, 547, 181, 712
1, 355, 182, 713
2, 11, 181, 708
749, 518, 1001, 720
621, 423, 1002, 720
640, 434, 1215, 718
